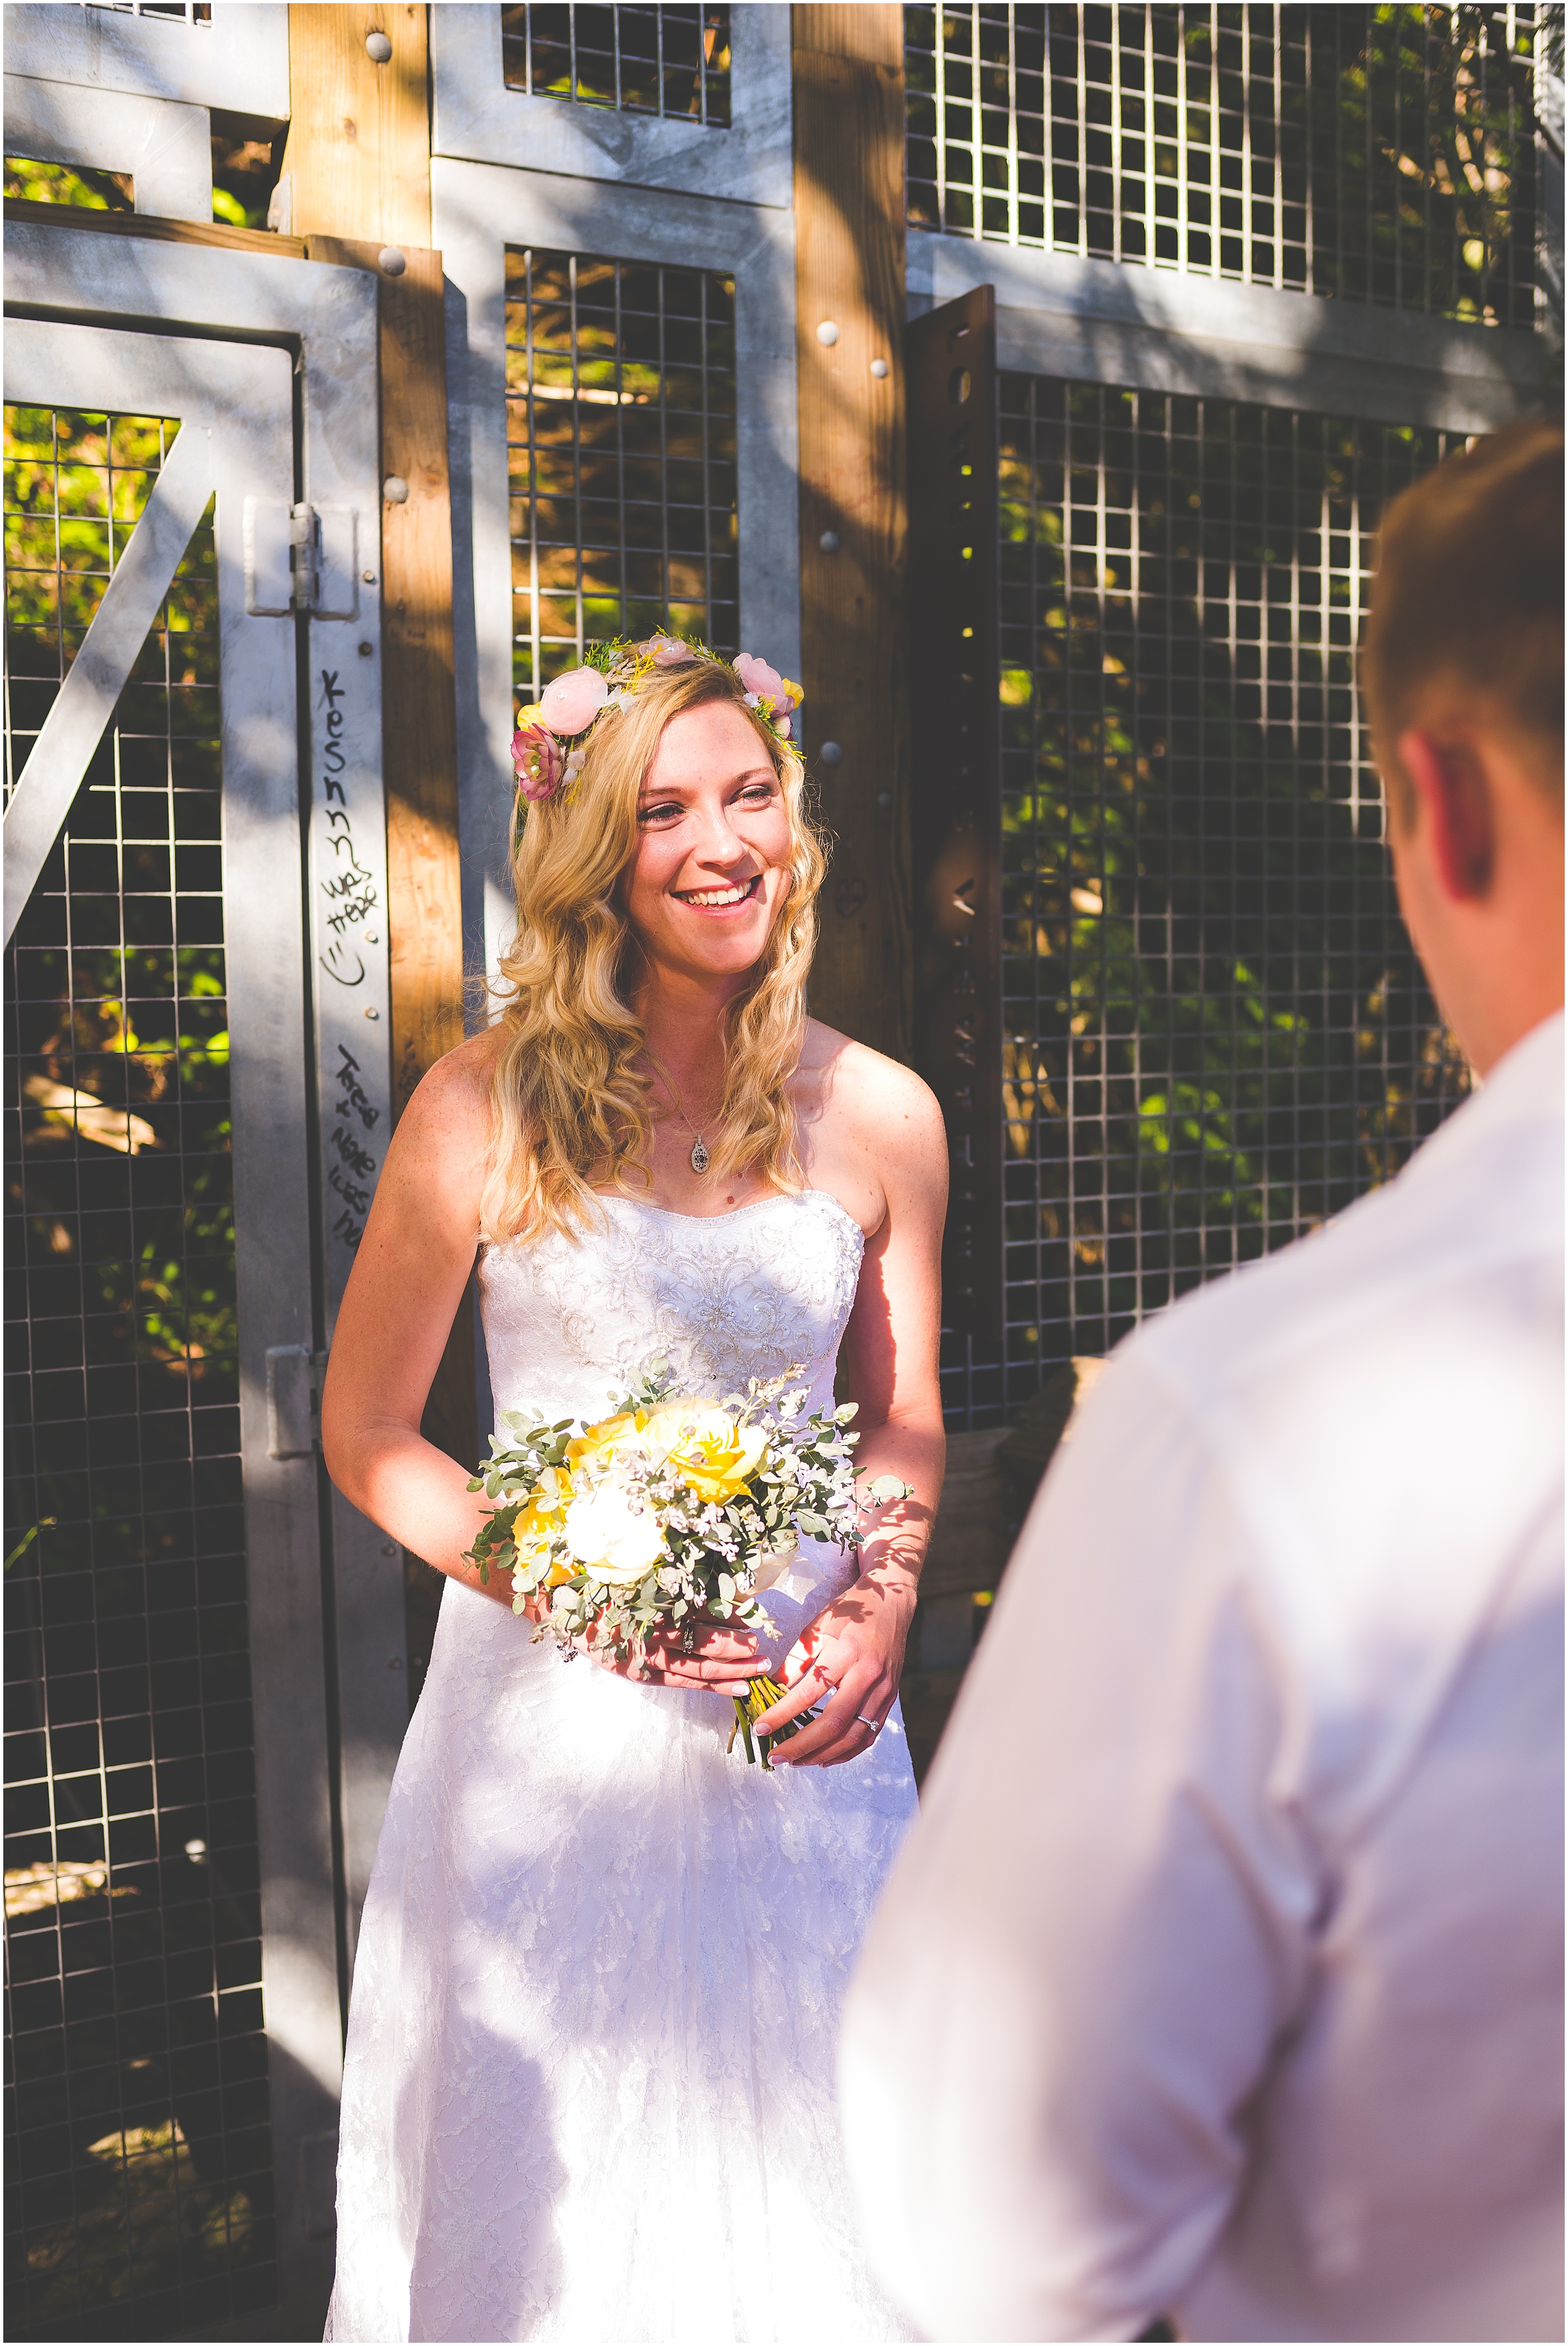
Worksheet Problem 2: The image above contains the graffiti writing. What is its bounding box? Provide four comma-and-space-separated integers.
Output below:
316, 667, 386, 1255
329, 1042, 380, 1253
331, 1122, 376, 1178
334, 1044, 380, 1133
316, 669, 380, 989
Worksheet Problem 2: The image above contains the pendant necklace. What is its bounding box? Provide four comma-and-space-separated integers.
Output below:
672, 1104, 711, 1176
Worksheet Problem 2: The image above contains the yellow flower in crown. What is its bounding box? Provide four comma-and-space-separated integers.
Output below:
642, 1402, 768, 1503
566, 1411, 649, 1476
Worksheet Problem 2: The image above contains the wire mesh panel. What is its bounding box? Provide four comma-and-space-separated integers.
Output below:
502, 5, 732, 122
506, 248, 740, 698
937, 372, 1470, 1425
4, 405, 272, 2339
906, 3, 1541, 325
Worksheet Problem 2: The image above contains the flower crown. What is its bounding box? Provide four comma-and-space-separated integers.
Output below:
511, 633, 804, 804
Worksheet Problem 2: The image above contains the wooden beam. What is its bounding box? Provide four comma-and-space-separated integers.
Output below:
792, 5, 905, 67
284, 1, 431, 250
791, 8, 912, 1063
2, 197, 305, 258
303, 235, 465, 1114
289, 8, 475, 1660
302, 230, 474, 1649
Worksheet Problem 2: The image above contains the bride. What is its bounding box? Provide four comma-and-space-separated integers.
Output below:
319, 636, 947, 2342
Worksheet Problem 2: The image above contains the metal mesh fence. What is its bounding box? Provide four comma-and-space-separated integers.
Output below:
940, 373, 1471, 1424
502, 5, 732, 123
4, 405, 272, 2339
506, 247, 740, 697
906, 3, 1541, 327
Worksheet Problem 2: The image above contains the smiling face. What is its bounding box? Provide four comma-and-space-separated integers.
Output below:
621, 697, 795, 987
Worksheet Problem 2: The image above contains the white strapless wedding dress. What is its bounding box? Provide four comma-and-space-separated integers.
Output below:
325, 1191, 919, 2343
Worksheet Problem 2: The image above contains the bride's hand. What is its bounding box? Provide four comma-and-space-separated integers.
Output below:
581, 1615, 766, 1692
750, 1572, 917, 1768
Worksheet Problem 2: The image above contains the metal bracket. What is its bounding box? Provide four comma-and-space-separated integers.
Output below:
245, 499, 359, 619
266, 1346, 329, 1459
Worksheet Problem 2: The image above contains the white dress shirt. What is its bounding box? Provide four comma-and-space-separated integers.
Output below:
841, 1012, 1564, 2343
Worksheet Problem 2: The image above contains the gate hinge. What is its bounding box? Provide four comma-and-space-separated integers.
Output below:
244, 499, 359, 620
288, 503, 319, 610
266, 1346, 330, 1459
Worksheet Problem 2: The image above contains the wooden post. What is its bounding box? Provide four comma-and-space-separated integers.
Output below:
283, 2, 431, 248
791, 5, 912, 1063
288, 11, 474, 1685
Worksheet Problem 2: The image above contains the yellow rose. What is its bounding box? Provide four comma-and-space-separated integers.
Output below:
566, 1412, 648, 1475
512, 1477, 570, 1562
638, 1398, 707, 1460
644, 1403, 768, 1503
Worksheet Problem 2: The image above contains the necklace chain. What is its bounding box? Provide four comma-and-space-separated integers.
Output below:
642, 1053, 713, 1176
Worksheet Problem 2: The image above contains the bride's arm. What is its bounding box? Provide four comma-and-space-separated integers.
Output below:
321, 1038, 510, 1605
321, 1040, 768, 1691
756, 1049, 949, 1766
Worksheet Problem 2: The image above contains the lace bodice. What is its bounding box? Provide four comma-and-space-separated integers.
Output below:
477, 1188, 866, 1427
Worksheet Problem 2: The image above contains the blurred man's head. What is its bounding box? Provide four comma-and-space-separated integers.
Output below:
1364, 419, 1563, 1075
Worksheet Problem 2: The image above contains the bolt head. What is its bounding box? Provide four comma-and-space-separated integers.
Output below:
378, 244, 407, 277
819, 740, 842, 766
815, 320, 840, 347
870, 358, 889, 378
818, 530, 840, 554
365, 28, 393, 60
382, 475, 408, 504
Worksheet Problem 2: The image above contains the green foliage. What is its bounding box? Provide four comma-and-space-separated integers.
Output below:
995, 378, 1469, 1359
3, 157, 133, 210
1309, 4, 1539, 322
5, 404, 237, 1535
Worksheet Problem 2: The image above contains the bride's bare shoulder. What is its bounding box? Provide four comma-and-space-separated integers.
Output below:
799, 1019, 945, 1179
393, 1021, 508, 1162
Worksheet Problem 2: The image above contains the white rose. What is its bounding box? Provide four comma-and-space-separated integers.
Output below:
563, 1483, 665, 1586
752, 1535, 800, 1592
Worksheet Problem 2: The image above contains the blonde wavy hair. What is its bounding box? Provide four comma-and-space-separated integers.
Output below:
480, 659, 827, 1246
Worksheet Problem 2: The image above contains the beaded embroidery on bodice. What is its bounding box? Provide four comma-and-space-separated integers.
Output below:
477, 1188, 866, 1427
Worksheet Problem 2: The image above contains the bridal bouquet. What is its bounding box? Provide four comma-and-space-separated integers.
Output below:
465, 1363, 909, 1766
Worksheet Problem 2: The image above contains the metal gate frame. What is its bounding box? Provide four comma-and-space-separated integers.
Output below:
429, 6, 802, 989
907, 227, 1550, 432
6, 222, 396, 2300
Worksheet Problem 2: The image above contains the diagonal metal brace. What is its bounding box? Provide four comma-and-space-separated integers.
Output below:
3, 423, 217, 948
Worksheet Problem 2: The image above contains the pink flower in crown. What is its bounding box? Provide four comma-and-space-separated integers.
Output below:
733, 652, 785, 708
538, 665, 610, 736
640, 635, 698, 667
512, 714, 564, 802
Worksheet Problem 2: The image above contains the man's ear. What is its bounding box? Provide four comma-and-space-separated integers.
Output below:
1394, 728, 1495, 901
